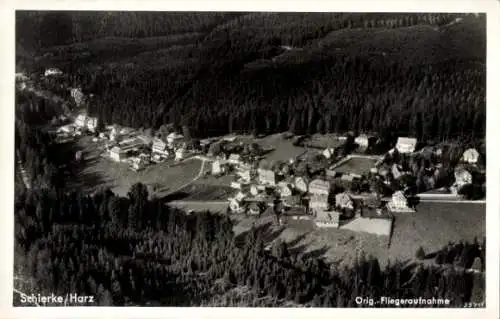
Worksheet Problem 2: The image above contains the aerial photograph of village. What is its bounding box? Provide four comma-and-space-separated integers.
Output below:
13, 11, 486, 308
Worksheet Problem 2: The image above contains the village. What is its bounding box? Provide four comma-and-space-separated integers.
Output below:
16, 67, 487, 246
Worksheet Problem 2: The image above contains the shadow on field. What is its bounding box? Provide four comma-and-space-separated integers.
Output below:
161, 191, 190, 203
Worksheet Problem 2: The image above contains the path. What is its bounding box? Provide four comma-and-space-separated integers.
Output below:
164, 157, 209, 196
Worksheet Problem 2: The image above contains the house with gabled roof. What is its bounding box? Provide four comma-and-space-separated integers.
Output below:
387, 190, 414, 213
461, 148, 480, 164
335, 192, 354, 210
395, 137, 417, 154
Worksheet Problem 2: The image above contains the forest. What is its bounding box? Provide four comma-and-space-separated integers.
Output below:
16, 12, 486, 145
14, 91, 485, 307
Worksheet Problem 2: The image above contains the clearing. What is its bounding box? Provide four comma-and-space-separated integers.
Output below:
231, 201, 485, 268
67, 136, 203, 197
330, 156, 379, 176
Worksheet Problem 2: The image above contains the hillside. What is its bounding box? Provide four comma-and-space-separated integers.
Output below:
17, 12, 486, 144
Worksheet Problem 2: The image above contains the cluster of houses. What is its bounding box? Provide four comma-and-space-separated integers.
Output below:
210, 134, 484, 235
105, 127, 188, 171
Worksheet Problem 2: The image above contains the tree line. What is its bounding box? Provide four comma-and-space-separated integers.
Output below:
15, 182, 485, 307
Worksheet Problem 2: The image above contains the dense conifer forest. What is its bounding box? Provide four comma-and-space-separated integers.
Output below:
16, 12, 486, 143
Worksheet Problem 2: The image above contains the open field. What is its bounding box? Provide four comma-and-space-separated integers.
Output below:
171, 183, 235, 201
301, 133, 343, 149
330, 156, 379, 175
230, 201, 486, 268
254, 133, 311, 162
67, 136, 203, 197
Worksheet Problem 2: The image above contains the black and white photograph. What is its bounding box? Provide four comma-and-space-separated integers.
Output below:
2, 1, 500, 317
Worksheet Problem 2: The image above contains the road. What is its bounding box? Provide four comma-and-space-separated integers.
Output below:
418, 199, 486, 204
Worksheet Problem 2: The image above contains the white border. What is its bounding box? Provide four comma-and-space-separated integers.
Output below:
1, 1, 499, 319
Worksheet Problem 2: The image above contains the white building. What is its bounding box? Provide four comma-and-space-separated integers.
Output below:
314, 210, 341, 228
237, 167, 252, 182
87, 117, 98, 133
70, 88, 85, 106
75, 114, 87, 128
152, 138, 169, 156
395, 137, 417, 154
294, 176, 309, 193
322, 148, 335, 159
461, 148, 480, 164
355, 134, 370, 150
167, 132, 184, 148
247, 202, 262, 216
258, 168, 276, 186
335, 192, 354, 210
175, 148, 185, 161
454, 167, 473, 188
109, 146, 126, 162
387, 191, 414, 213
44, 68, 63, 77
308, 179, 331, 196
250, 185, 260, 196
277, 183, 293, 197
228, 154, 242, 165
212, 160, 229, 175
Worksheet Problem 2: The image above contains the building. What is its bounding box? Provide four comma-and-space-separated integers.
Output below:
237, 167, 252, 182
15, 72, 28, 81
74, 114, 87, 128
308, 179, 331, 196
322, 148, 336, 159
228, 154, 242, 165
387, 191, 414, 213
228, 192, 247, 214
212, 160, 229, 175
247, 202, 263, 216
461, 148, 480, 164
314, 210, 341, 228
87, 117, 98, 133
152, 138, 169, 156
453, 166, 473, 189
131, 157, 146, 171
250, 184, 261, 196
57, 124, 75, 134
167, 132, 184, 148
175, 148, 185, 161
109, 146, 126, 162
70, 88, 85, 106
294, 176, 309, 193
395, 137, 417, 154
309, 195, 330, 214
277, 183, 293, 197
258, 168, 277, 186
355, 134, 371, 150
44, 68, 63, 77
231, 181, 242, 189
335, 192, 354, 210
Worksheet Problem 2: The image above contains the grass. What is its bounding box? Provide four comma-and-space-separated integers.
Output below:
68, 136, 202, 197
331, 156, 379, 175
254, 133, 310, 162
172, 183, 235, 201
246, 202, 485, 268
